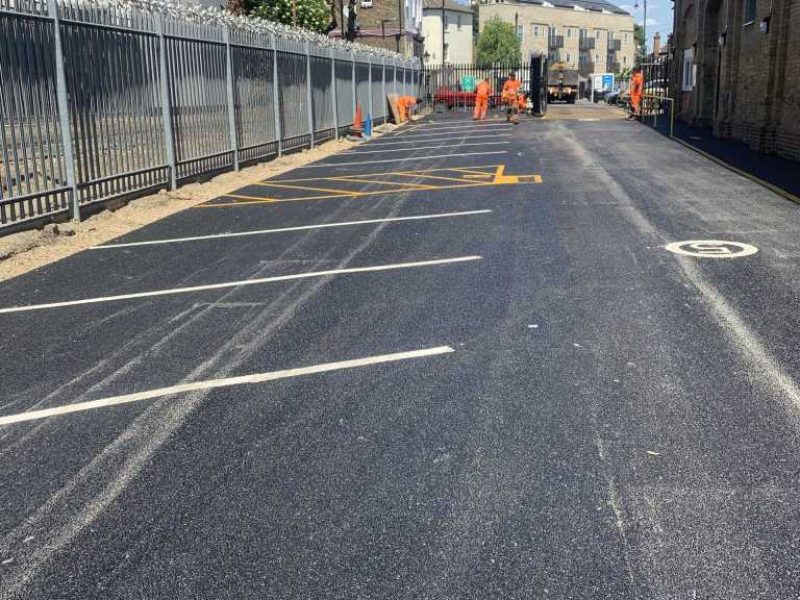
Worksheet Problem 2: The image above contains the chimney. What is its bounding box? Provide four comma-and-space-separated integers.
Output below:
653, 31, 661, 55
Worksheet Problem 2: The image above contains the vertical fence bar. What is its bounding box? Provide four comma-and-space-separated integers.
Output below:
223, 27, 239, 171
155, 13, 177, 190
381, 57, 386, 124
48, 0, 79, 220
367, 55, 373, 123
271, 33, 282, 156
351, 54, 357, 117
330, 48, 338, 139
305, 40, 314, 149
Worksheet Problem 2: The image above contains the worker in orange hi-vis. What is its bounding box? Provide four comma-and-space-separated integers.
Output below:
517, 91, 527, 115
473, 78, 492, 121
502, 72, 522, 124
627, 67, 644, 121
397, 95, 417, 123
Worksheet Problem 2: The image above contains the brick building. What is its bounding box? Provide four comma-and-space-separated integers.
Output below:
672, 0, 799, 159
329, 0, 425, 57
478, 0, 636, 77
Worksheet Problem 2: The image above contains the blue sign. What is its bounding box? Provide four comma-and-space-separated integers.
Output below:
602, 74, 614, 91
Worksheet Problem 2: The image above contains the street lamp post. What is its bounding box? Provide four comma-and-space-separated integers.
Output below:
442, 0, 446, 66
634, 0, 647, 62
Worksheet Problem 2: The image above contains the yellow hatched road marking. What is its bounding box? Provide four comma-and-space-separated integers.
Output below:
251, 181, 368, 196
264, 165, 504, 184
199, 178, 542, 209
450, 167, 496, 176
393, 172, 476, 184
333, 176, 438, 190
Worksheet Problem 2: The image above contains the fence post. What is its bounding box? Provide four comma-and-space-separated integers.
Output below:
393, 62, 398, 94
48, 0, 80, 221
305, 41, 315, 149
381, 57, 386, 124
351, 54, 357, 120
223, 27, 239, 171
271, 33, 282, 156
155, 13, 177, 191
367, 55, 373, 123
330, 48, 339, 139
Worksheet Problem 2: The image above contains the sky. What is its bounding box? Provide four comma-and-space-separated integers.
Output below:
618, 0, 674, 50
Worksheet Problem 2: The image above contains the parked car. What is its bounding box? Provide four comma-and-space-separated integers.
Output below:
433, 86, 498, 110
605, 89, 627, 105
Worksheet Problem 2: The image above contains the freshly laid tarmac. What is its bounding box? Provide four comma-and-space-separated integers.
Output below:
2, 104, 800, 599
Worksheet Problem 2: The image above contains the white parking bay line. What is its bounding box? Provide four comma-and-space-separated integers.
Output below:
362, 135, 511, 149
0, 256, 483, 314
0, 346, 455, 425
310, 151, 507, 168
342, 141, 509, 155
92, 210, 492, 250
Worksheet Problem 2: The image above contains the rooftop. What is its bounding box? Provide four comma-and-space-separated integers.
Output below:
422, 0, 474, 14
509, 0, 630, 15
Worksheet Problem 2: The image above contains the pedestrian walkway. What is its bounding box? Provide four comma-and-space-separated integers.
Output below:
652, 120, 800, 202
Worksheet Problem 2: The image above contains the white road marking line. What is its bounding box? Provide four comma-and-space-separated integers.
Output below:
362, 135, 512, 149
0, 346, 455, 425
384, 130, 511, 140
0, 256, 483, 314
342, 141, 509, 155
402, 123, 513, 132
92, 210, 492, 249
307, 151, 507, 168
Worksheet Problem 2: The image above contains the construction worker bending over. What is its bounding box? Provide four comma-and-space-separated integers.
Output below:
627, 68, 643, 121
502, 72, 522, 124
473, 78, 492, 121
397, 95, 418, 124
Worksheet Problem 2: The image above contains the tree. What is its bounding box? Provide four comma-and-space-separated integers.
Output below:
634, 23, 645, 62
241, 0, 331, 33
476, 18, 521, 67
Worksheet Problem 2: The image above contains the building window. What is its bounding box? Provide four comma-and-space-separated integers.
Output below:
457, 14, 462, 29
595, 53, 600, 62
517, 24, 523, 41
532, 24, 539, 37
566, 52, 571, 62
623, 56, 627, 66
743, 0, 756, 23
682, 48, 695, 91
596, 29, 601, 39
566, 27, 572, 38
444, 43, 450, 63
623, 32, 628, 42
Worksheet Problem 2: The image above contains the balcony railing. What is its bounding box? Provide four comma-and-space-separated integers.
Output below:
608, 38, 622, 52
549, 35, 564, 49
607, 61, 621, 72
579, 37, 595, 51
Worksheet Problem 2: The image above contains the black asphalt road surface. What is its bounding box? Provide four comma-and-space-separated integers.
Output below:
2, 104, 800, 599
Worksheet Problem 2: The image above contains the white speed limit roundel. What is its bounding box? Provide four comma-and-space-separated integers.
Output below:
665, 240, 759, 259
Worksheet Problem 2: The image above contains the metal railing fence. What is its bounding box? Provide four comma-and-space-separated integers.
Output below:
0, 0, 420, 232
420, 63, 532, 116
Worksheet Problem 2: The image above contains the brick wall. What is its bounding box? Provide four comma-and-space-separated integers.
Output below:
673, 0, 799, 160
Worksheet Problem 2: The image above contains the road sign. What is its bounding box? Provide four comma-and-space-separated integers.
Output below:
460, 75, 476, 92
664, 240, 759, 258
